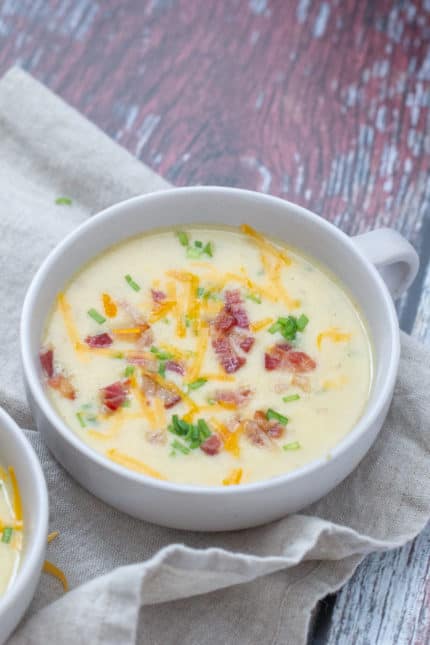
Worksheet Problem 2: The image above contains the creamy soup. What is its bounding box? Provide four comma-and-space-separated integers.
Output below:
0, 464, 23, 595
41, 225, 372, 486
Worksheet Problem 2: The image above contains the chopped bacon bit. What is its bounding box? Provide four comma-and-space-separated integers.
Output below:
244, 420, 269, 447
238, 336, 254, 353
136, 327, 154, 349
151, 289, 166, 303
214, 387, 253, 407
165, 360, 185, 375
224, 290, 242, 305
40, 349, 54, 378
231, 307, 249, 329
291, 374, 311, 392
85, 333, 113, 348
214, 309, 236, 333
274, 382, 291, 394
264, 343, 316, 373
117, 300, 148, 326
48, 375, 76, 400
141, 374, 181, 409
200, 434, 222, 456
145, 429, 167, 445
128, 355, 158, 372
101, 381, 129, 412
212, 336, 246, 374
245, 410, 284, 444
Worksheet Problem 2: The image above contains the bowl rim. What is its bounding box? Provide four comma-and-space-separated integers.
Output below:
20, 186, 400, 495
0, 406, 48, 618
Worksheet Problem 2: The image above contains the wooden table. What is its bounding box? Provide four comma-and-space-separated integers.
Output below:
1, 1, 429, 642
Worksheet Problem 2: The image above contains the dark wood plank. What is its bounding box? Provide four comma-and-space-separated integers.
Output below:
0, 1, 429, 643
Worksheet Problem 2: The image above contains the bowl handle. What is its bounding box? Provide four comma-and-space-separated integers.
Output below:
352, 228, 419, 299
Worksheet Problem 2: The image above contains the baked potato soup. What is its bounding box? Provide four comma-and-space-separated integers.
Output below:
0, 464, 23, 595
40, 225, 372, 486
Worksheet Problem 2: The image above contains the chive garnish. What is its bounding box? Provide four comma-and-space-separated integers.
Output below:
296, 314, 309, 331
171, 439, 191, 455
246, 292, 262, 304
88, 308, 106, 324
282, 394, 300, 403
2, 527, 13, 543
158, 362, 167, 377
150, 346, 174, 360
268, 314, 309, 341
195, 240, 203, 248
186, 246, 202, 259
76, 412, 86, 428
124, 365, 135, 377
283, 441, 301, 451
177, 231, 189, 247
266, 409, 289, 425
112, 352, 124, 359
196, 287, 205, 298
55, 197, 72, 205
168, 415, 212, 452
203, 241, 213, 257
125, 274, 141, 292
121, 399, 131, 408
188, 378, 208, 391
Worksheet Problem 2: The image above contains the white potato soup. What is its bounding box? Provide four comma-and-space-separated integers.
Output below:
0, 464, 23, 595
40, 224, 372, 487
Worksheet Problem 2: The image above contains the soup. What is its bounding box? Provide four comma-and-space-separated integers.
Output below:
40, 225, 372, 486
0, 465, 23, 595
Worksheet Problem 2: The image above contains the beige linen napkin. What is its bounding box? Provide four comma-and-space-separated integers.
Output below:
1, 68, 429, 645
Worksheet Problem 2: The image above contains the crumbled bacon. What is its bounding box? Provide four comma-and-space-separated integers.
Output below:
232, 333, 254, 353
141, 374, 181, 409
117, 300, 148, 327
214, 309, 236, 333
224, 290, 242, 305
48, 375, 76, 400
85, 333, 113, 348
212, 336, 246, 374
200, 434, 222, 455
214, 387, 253, 407
291, 374, 311, 392
151, 289, 166, 303
165, 360, 185, 375
100, 381, 129, 412
264, 343, 316, 373
136, 327, 154, 349
244, 410, 285, 446
128, 355, 158, 371
40, 349, 54, 378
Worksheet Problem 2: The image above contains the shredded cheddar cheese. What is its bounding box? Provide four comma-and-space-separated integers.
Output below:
102, 293, 117, 317
240, 223, 292, 266
322, 375, 348, 390
47, 531, 59, 543
250, 317, 274, 332
222, 468, 243, 486
148, 300, 176, 323
57, 292, 87, 355
107, 449, 165, 479
187, 323, 209, 382
317, 328, 352, 350
112, 327, 143, 336
8, 466, 23, 523
43, 560, 69, 591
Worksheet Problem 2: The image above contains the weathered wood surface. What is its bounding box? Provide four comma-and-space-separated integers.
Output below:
0, 1, 429, 643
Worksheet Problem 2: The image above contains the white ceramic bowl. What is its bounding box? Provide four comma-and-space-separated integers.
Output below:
20, 187, 418, 531
0, 407, 48, 644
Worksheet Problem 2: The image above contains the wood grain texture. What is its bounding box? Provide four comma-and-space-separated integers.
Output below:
0, 1, 429, 643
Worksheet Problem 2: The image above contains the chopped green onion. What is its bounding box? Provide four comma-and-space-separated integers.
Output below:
88, 308, 106, 324
196, 287, 205, 298
177, 231, 189, 247
283, 441, 301, 451
266, 409, 289, 425
195, 240, 203, 248
207, 398, 216, 405
121, 399, 131, 408
124, 365, 135, 377
55, 196, 72, 205
188, 378, 208, 391
2, 527, 13, 543
296, 314, 309, 331
246, 292, 262, 304
203, 241, 213, 257
162, 317, 170, 324
158, 361, 167, 377
150, 346, 173, 360
186, 246, 202, 259
76, 412, 86, 428
197, 418, 211, 439
171, 439, 191, 455
185, 315, 191, 328
125, 274, 141, 292
282, 394, 300, 403
112, 352, 124, 359
268, 321, 283, 334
